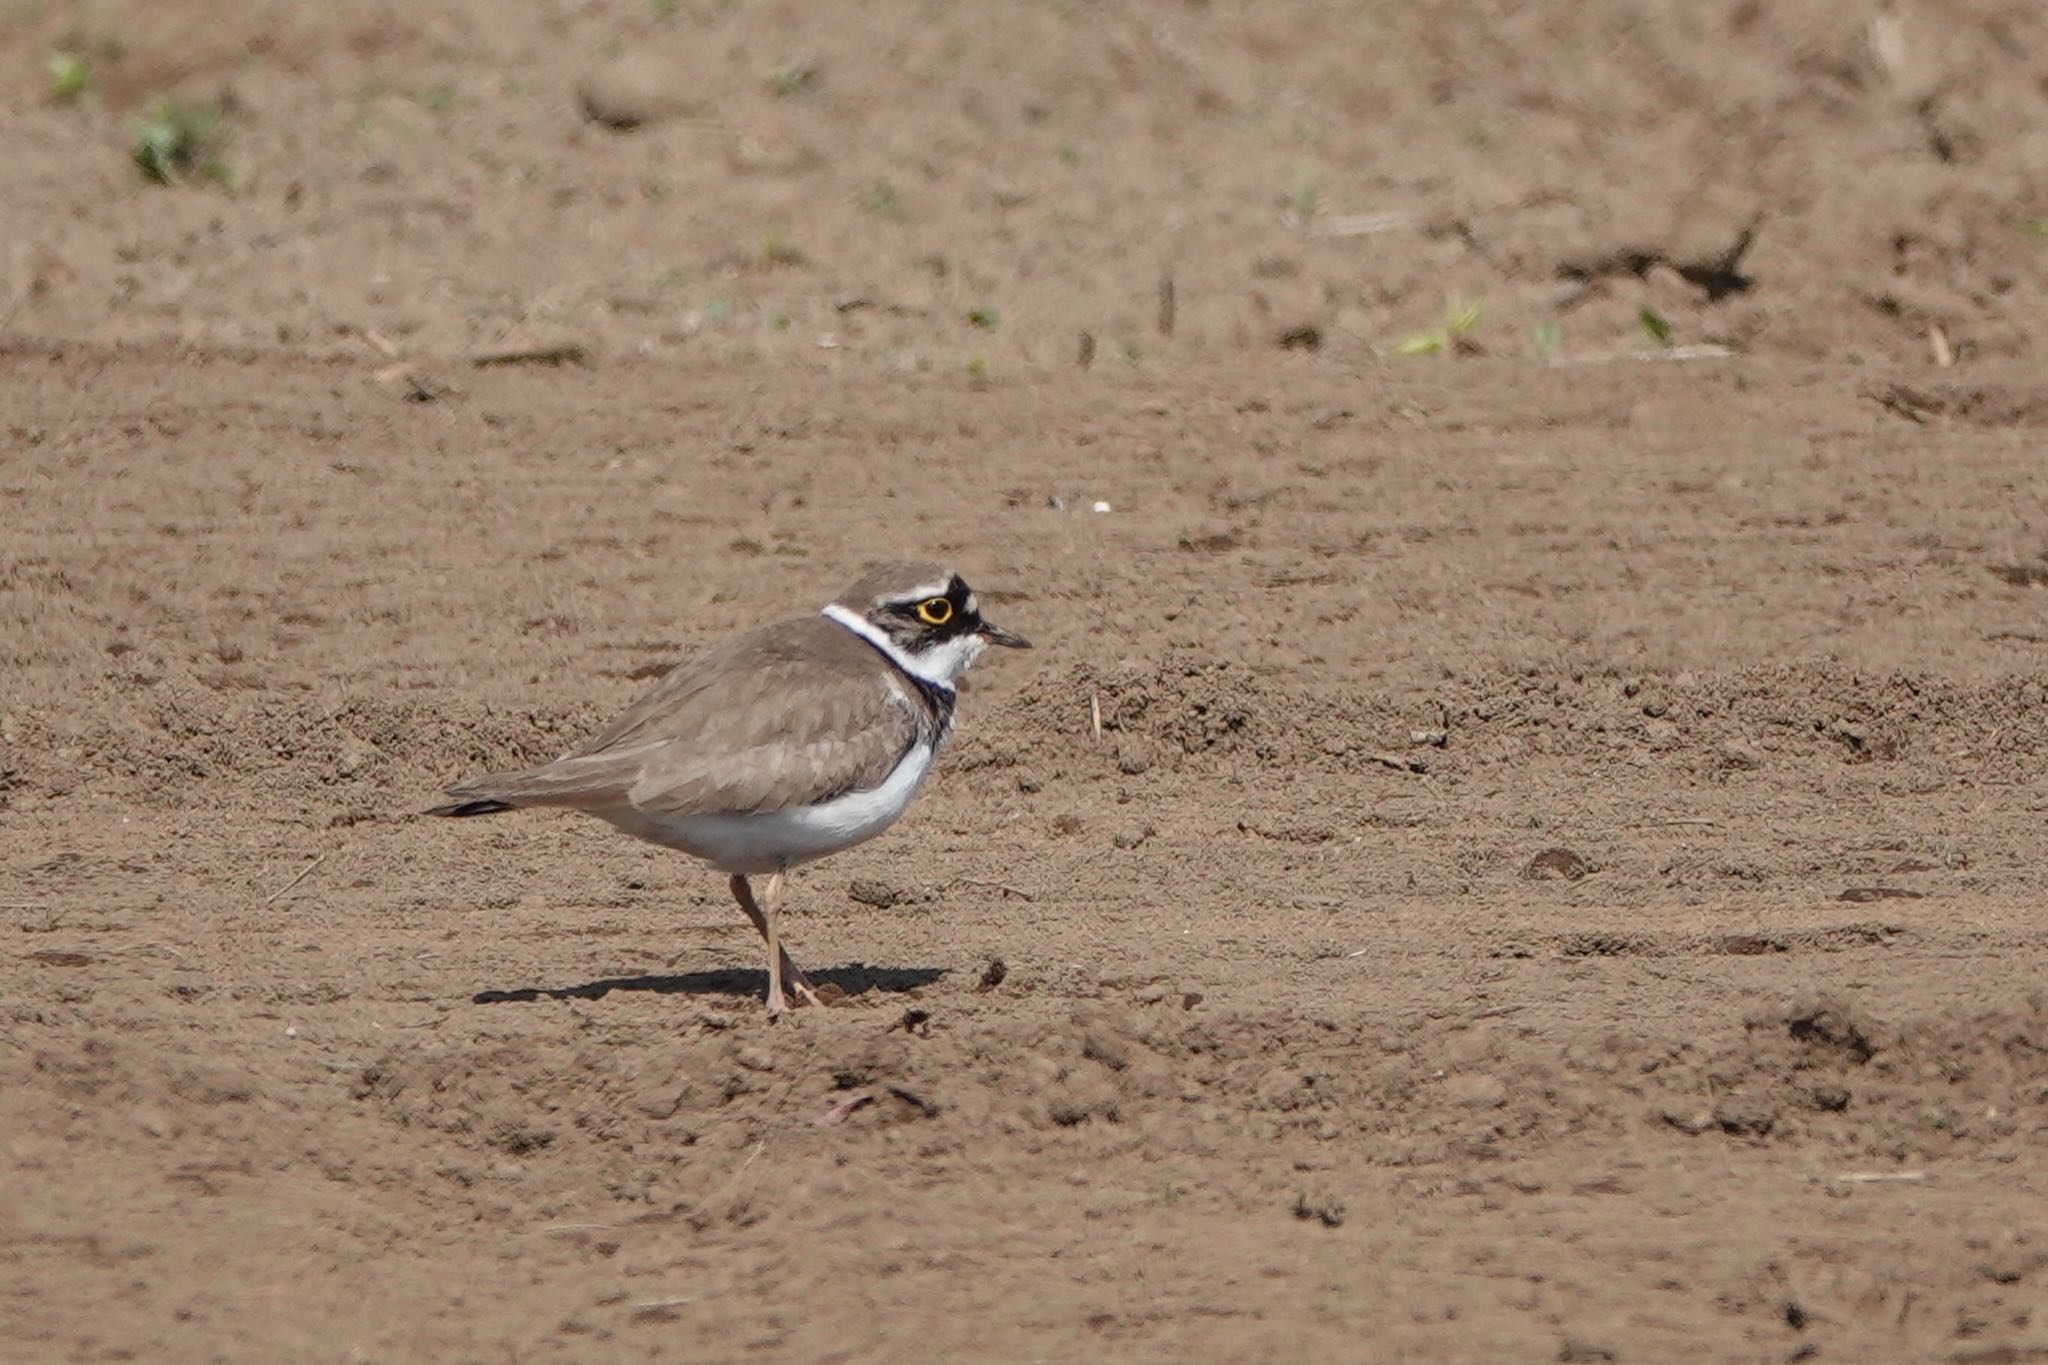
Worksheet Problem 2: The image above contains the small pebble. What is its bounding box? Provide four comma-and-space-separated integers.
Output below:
576, 53, 700, 130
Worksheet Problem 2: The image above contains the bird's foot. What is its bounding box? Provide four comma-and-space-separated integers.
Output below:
765, 967, 827, 1019
781, 950, 827, 1009
765, 980, 825, 1018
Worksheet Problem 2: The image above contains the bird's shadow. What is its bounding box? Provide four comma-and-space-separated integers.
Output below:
473, 962, 945, 1006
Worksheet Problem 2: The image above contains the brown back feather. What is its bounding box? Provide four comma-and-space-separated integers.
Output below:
443, 616, 937, 817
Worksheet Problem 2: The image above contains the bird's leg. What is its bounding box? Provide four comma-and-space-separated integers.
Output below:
758, 871, 791, 1016
728, 874, 787, 1015
757, 871, 826, 1009
728, 874, 822, 1014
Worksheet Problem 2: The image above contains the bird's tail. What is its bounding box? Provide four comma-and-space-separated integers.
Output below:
425, 796, 517, 817
427, 751, 626, 818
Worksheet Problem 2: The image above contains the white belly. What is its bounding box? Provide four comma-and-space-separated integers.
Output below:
599, 741, 936, 876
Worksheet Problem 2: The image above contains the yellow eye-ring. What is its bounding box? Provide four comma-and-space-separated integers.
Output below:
916, 597, 954, 626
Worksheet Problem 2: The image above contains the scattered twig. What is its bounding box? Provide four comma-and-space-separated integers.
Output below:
0, 242, 31, 330
1833, 1170, 1927, 1184
1089, 691, 1102, 742
1585, 817, 1721, 838
470, 342, 590, 368
1866, 383, 1935, 423
951, 877, 1036, 902
1313, 211, 1414, 238
1928, 325, 1954, 369
265, 853, 328, 905
886, 1085, 939, 1118
1560, 344, 1734, 366
95, 942, 187, 959
1157, 272, 1176, 337
0, 284, 29, 334
816, 1094, 875, 1126
1868, 12, 1910, 82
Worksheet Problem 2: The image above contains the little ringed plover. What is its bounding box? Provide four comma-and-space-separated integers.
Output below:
429, 562, 1030, 1015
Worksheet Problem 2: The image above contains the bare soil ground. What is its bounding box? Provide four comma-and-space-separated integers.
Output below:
4, 2, 2048, 1362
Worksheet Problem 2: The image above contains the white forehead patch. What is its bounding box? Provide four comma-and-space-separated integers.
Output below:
888, 579, 953, 606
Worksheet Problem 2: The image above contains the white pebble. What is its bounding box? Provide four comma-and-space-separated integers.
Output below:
1091, 501, 1112, 513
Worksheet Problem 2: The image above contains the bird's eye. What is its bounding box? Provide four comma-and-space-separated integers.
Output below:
916, 597, 954, 625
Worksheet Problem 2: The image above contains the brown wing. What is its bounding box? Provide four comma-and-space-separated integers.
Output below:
443, 616, 924, 817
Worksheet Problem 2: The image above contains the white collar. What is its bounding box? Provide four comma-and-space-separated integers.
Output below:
822, 604, 959, 692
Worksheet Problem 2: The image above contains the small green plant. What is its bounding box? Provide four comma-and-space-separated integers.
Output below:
1056, 143, 1083, 167
1288, 166, 1318, 226
1638, 306, 1674, 348
47, 52, 90, 103
131, 99, 236, 188
863, 181, 903, 219
702, 298, 733, 322
766, 61, 817, 97
415, 83, 459, 110
1393, 298, 1483, 357
653, 267, 689, 290
765, 312, 790, 332
755, 230, 801, 269
965, 354, 989, 381
2024, 219, 2048, 238
966, 306, 1000, 330
1533, 319, 1559, 364
650, 0, 680, 18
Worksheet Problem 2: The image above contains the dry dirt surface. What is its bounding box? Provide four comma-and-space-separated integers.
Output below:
5, 1, 2048, 1362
